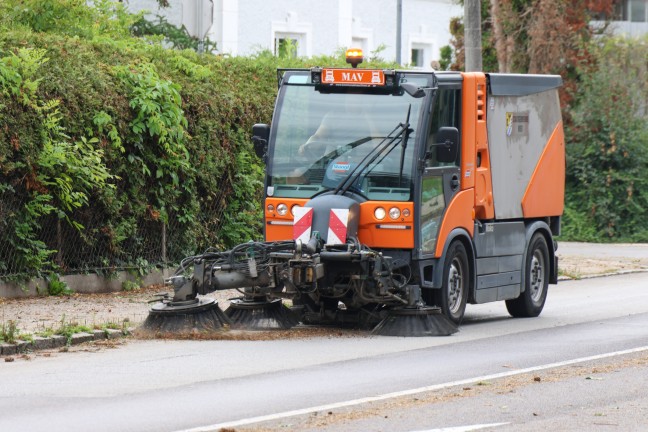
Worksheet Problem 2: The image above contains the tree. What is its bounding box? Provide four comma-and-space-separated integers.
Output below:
450, 0, 616, 75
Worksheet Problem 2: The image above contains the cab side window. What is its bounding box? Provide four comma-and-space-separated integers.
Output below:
426, 88, 461, 167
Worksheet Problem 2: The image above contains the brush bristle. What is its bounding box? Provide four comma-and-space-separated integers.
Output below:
371, 307, 458, 337
139, 300, 231, 334
225, 298, 300, 330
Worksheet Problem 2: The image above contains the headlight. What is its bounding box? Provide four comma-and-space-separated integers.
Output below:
374, 207, 386, 220
402, 208, 411, 217
389, 207, 401, 220
291, 205, 300, 216
277, 203, 288, 216
267, 204, 275, 212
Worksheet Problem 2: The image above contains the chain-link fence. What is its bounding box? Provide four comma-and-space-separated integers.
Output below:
0, 173, 234, 281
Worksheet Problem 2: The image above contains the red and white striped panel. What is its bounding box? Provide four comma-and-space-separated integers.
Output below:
327, 208, 349, 245
292, 207, 313, 243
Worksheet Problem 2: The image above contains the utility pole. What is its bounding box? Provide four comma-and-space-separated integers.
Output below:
396, 0, 402, 64
464, 0, 483, 71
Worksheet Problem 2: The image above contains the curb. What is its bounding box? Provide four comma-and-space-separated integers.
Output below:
1, 328, 130, 356
558, 268, 648, 281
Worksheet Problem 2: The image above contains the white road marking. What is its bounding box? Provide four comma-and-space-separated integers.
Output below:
410, 423, 509, 432
176, 345, 648, 432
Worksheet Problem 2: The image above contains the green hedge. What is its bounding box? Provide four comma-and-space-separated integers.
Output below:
562, 37, 648, 242
0, 33, 275, 278
0, 0, 394, 279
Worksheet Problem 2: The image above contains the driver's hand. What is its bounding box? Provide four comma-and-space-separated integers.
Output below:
298, 142, 309, 156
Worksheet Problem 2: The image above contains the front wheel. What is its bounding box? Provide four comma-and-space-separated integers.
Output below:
435, 240, 469, 324
506, 233, 550, 318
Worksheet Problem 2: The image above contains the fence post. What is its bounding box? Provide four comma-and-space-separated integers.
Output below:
161, 222, 167, 265
56, 218, 63, 268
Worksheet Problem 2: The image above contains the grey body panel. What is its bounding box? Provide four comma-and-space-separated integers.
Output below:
305, 194, 360, 243
486, 88, 562, 220
476, 255, 522, 275
471, 221, 526, 303
473, 221, 526, 257
477, 271, 521, 289
474, 284, 520, 303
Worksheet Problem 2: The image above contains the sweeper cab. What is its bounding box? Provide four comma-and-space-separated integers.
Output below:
143, 49, 565, 336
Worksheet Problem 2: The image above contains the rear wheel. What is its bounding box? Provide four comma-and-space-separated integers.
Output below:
435, 240, 469, 324
506, 233, 549, 317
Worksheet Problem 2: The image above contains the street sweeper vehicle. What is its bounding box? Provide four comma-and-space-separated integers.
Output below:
143, 49, 565, 336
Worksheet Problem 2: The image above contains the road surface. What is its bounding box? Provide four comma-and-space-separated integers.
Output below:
0, 272, 647, 432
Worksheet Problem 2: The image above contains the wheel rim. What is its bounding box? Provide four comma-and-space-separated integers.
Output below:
447, 257, 464, 314
529, 250, 545, 302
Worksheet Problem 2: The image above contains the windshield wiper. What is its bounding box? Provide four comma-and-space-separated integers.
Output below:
334, 108, 412, 197
398, 105, 412, 185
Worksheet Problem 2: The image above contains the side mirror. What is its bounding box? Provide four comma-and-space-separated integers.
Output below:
401, 82, 426, 98
252, 123, 270, 160
435, 126, 459, 163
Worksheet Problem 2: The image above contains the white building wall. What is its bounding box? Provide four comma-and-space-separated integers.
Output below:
127, 0, 463, 67
127, 0, 185, 27
403, 0, 461, 68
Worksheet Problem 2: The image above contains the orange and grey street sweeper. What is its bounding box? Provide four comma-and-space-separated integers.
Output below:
142, 49, 565, 336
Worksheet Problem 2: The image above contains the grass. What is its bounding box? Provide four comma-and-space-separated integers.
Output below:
54, 315, 93, 345
2, 314, 131, 347
558, 269, 582, 280
1, 320, 19, 344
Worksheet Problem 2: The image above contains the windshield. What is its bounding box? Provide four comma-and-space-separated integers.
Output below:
267, 72, 429, 201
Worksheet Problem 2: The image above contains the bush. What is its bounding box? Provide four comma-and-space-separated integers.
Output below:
563, 36, 648, 242
0, 0, 396, 280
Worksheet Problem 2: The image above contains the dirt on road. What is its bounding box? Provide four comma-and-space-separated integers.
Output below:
1, 244, 647, 336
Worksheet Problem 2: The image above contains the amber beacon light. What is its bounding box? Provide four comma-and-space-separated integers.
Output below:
345, 48, 364, 68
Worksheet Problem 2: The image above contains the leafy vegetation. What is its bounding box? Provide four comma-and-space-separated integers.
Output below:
0, 0, 396, 281
131, 14, 218, 52
46, 273, 73, 296
563, 37, 648, 241
0, 320, 19, 344
55, 315, 93, 345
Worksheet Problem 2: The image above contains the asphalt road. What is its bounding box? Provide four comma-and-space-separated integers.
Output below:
1, 271, 647, 432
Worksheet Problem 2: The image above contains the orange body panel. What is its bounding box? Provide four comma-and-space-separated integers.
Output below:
458, 73, 478, 191
264, 197, 308, 242
461, 72, 494, 220
434, 190, 475, 257
357, 201, 414, 249
521, 121, 565, 217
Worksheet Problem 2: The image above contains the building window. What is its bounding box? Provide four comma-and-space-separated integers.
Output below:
411, 48, 424, 67
630, 0, 647, 22
274, 33, 303, 58
410, 42, 432, 69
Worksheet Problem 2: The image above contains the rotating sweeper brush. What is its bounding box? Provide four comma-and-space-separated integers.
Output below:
139, 241, 301, 334
225, 295, 300, 330
371, 306, 457, 337
141, 297, 231, 334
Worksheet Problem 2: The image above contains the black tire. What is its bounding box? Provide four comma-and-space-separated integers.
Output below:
506, 233, 550, 318
435, 240, 469, 324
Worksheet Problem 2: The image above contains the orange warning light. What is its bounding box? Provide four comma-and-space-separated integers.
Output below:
345, 48, 364, 68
